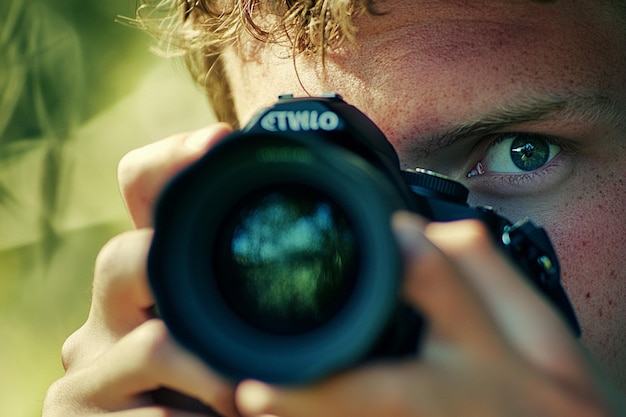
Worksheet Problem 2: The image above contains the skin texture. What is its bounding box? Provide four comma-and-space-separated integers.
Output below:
43, 1, 625, 416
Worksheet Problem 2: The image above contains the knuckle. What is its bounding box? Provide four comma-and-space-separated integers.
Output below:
93, 230, 150, 296
61, 321, 113, 374
117, 146, 149, 193
116, 134, 187, 199
94, 231, 135, 277
116, 135, 191, 225
117, 147, 160, 212
92, 233, 130, 303
42, 376, 84, 416
42, 379, 66, 416
131, 319, 173, 368
60, 326, 84, 372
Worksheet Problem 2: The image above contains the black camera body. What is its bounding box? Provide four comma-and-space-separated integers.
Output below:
148, 94, 580, 385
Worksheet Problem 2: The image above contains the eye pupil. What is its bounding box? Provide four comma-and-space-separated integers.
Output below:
510, 136, 549, 171
513, 143, 535, 161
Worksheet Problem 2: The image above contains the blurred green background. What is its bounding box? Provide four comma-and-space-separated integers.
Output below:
0, 1, 214, 415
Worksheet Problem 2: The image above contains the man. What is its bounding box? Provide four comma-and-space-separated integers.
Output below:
44, 1, 625, 416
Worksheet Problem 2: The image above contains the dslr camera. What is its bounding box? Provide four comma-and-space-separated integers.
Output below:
148, 94, 580, 385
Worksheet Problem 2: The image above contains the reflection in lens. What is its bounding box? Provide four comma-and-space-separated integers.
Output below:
215, 185, 358, 334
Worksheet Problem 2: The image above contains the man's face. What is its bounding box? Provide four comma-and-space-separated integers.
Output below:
222, 0, 626, 388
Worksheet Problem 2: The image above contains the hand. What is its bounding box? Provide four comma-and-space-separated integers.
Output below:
235, 212, 625, 417
43, 124, 243, 416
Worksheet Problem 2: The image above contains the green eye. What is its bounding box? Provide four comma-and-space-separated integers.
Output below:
477, 133, 561, 174
509, 135, 551, 171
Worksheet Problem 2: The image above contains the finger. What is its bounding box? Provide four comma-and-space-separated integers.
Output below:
91, 228, 156, 336
424, 220, 590, 386
72, 319, 240, 417
118, 123, 232, 228
62, 229, 156, 372
48, 383, 228, 417
392, 211, 506, 357
237, 357, 503, 417
237, 361, 429, 417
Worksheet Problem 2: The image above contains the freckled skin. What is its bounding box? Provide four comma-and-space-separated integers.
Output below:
548, 162, 626, 382
222, 1, 626, 388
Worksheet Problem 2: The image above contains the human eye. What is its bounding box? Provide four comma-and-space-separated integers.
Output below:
466, 132, 561, 178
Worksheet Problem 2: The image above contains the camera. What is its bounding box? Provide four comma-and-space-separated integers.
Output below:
148, 93, 580, 385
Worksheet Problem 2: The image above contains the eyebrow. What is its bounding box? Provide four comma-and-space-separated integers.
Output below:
408, 92, 622, 158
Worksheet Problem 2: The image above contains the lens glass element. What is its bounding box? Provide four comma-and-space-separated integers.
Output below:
214, 185, 358, 334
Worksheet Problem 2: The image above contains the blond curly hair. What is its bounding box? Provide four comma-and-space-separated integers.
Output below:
135, 0, 624, 126
135, 0, 378, 125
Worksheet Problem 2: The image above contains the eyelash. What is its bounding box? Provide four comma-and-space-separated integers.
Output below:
464, 132, 570, 190
477, 157, 564, 186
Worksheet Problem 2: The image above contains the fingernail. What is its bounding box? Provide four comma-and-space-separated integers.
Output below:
185, 123, 232, 151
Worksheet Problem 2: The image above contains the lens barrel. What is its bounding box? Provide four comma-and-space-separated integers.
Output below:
149, 131, 415, 384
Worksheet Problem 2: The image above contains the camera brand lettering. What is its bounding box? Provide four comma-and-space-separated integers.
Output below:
260, 110, 340, 132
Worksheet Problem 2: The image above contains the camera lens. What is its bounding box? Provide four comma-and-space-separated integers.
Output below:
214, 184, 359, 335
149, 129, 411, 383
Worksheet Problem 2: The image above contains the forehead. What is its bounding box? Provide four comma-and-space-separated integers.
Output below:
224, 0, 625, 129
321, 1, 625, 120
349, 1, 622, 68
